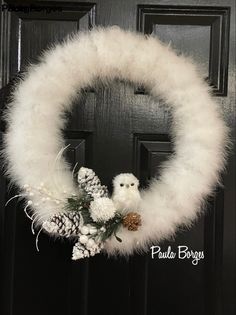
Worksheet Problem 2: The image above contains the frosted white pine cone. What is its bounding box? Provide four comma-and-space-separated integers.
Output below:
72, 242, 85, 260
77, 167, 108, 198
42, 211, 80, 237
86, 242, 102, 256
89, 197, 116, 222
72, 239, 102, 260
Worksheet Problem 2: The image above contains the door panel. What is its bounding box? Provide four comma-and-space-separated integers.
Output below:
1, 2, 96, 84
0, 1, 235, 315
137, 5, 230, 96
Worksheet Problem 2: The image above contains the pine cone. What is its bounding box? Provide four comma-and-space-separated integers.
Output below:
72, 239, 102, 260
122, 212, 142, 231
77, 167, 108, 198
43, 211, 81, 237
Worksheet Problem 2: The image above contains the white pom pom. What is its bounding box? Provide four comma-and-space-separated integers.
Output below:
89, 197, 116, 222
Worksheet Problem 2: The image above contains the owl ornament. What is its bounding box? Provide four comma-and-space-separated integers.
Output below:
112, 173, 141, 214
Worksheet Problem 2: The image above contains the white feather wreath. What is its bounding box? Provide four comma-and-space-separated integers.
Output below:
3, 26, 228, 256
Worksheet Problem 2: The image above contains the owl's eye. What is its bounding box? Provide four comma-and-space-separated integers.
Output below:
131, 183, 134, 186
120, 183, 124, 187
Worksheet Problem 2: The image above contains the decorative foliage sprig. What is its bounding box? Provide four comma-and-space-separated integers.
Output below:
64, 194, 123, 243
39, 167, 142, 260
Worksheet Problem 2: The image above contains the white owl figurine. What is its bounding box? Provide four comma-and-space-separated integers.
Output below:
112, 173, 141, 214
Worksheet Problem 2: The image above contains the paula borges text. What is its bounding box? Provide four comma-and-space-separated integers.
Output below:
150, 245, 204, 265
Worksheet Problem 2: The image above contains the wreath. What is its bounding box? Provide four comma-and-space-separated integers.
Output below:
3, 27, 228, 260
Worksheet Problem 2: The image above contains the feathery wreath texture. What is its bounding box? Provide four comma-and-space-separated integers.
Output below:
3, 27, 228, 256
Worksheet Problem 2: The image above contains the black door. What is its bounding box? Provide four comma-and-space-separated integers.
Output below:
0, 1, 235, 315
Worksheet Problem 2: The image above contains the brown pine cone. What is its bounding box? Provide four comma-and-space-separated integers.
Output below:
122, 212, 142, 231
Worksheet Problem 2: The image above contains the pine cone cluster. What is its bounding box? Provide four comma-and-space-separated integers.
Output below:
122, 212, 142, 231
43, 211, 81, 237
77, 167, 108, 199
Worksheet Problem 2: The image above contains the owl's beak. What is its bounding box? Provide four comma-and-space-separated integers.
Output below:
126, 184, 129, 188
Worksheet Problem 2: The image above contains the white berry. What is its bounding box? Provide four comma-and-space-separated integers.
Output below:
89, 227, 97, 235
80, 226, 89, 235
